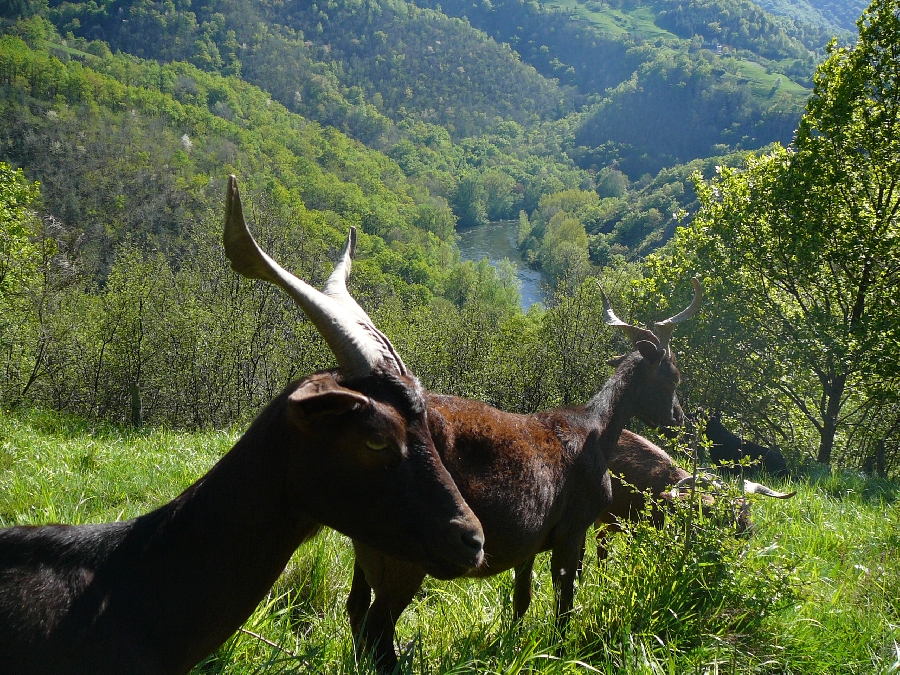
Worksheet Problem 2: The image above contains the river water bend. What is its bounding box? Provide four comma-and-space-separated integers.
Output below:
456, 220, 544, 310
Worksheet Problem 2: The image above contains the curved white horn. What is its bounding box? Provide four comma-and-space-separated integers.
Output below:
598, 281, 660, 347
321, 227, 408, 373
223, 176, 406, 378
654, 277, 702, 353
743, 480, 797, 499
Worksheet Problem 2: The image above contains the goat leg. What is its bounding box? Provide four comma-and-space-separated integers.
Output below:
346, 561, 373, 639
512, 557, 536, 620
349, 545, 427, 674
550, 533, 586, 636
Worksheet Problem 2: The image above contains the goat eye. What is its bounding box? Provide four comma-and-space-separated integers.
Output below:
365, 438, 391, 452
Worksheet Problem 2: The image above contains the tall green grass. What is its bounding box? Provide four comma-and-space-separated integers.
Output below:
1, 409, 897, 674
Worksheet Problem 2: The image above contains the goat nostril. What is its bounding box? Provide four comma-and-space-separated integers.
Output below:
457, 528, 485, 566
462, 529, 484, 552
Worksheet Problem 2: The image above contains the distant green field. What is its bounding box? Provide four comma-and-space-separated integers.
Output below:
543, 0, 811, 107
720, 56, 811, 99
548, 0, 680, 40
42, 39, 99, 61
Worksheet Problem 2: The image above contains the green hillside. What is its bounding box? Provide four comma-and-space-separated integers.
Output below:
756, 0, 869, 34
416, 0, 811, 176
27, 0, 859, 267
1, 1, 899, 671
0, 31, 456, 280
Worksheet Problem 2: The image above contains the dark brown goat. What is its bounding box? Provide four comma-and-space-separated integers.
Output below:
705, 415, 789, 477
0, 177, 484, 675
592, 430, 796, 561
343, 275, 702, 672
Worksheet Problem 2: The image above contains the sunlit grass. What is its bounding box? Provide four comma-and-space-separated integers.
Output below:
0, 408, 235, 527
1, 408, 897, 674
546, 0, 680, 40
541, 0, 811, 106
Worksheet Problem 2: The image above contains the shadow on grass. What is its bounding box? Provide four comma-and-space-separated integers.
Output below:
800, 466, 899, 505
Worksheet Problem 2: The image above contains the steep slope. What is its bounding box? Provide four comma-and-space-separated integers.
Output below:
0, 31, 467, 298
48, 0, 572, 139
754, 0, 868, 34
16, 0, 867, 268
415, 0, 813, 175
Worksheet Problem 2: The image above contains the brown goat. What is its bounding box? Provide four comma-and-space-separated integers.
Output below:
0, 177, 484, 675
592, 430, 796, 562
341, 272, 702, 671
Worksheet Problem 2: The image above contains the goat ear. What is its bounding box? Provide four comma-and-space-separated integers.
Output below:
636, 340, 664, 363
287, 378, 370, 421
606, 354, 626, 368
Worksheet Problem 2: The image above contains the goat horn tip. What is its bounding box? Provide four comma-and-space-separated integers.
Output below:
348, 226, 357, 258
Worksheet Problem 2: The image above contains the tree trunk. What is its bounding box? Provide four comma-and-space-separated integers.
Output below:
817, 374, 847, 465
130, 382, 142, 428
876, 440, 886, 478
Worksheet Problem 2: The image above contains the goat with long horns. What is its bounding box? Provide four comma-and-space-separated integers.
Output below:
0, 177, 484, 675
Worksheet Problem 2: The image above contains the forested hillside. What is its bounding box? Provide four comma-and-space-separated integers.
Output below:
756, 0, 870, 33
48, 0, 573, 138
37, 0, 822, 247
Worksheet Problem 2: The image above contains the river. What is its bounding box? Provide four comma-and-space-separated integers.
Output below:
456, 220, 545, 310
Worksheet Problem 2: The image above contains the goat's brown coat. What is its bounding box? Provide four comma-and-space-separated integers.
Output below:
348, 347, 685, 672
592, 430, 793, 562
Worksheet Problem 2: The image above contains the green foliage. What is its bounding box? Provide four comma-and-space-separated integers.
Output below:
44, 0, 569, 140
452, 171, 489, 228
574, 42, 805, 177
422, 0, 813, 178
0, 162, 41, 295
755, 0, 869, 35
577, 488, 796, 661
0, 162, 58, 408
638, 0, 900, 468
654, 0, 838, 59
520, 189, 595, 288
0, 0, 46, 21
0, 33, 464, 275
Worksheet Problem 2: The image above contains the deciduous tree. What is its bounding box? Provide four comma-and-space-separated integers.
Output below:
645, 0, 900, 466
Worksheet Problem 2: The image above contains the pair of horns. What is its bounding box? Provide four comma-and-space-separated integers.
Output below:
223, 176, 406, 380
600, 278, 702, 355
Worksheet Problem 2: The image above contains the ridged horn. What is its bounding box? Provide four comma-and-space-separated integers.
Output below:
223, 175, 406, 378
743, 480, 797, 499
654, 277, 702, 353
321, 227, 408, 374
598, 281, 660, 347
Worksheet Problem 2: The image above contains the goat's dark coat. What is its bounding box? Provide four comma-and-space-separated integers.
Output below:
0, 370, 483, 675
592, 430, 794, 562
705, 417, 788, 477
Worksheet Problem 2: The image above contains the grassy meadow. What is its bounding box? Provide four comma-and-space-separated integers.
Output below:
1, 408, 898, 674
